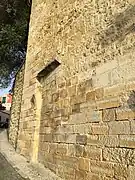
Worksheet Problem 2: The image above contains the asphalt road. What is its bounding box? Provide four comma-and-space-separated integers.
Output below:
0, 153, 29, 180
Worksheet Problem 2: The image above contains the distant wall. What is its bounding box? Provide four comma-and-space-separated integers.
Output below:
9, 64, 25, 149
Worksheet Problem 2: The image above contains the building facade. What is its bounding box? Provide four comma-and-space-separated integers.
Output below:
0, 110, 10, 127
0, 94, 12, 111
9, 0, 135, 179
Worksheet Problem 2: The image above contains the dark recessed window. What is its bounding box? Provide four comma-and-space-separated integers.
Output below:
2, 97, 6, 103
37, 59, 60, 81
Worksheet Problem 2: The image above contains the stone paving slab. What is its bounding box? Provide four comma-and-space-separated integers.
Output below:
0, 153, 29, 180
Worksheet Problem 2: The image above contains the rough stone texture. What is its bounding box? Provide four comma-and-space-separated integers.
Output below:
9, 64, 25, 149
10, 0, 135, 179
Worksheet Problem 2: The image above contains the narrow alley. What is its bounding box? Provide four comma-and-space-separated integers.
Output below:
0, 153, 28, 180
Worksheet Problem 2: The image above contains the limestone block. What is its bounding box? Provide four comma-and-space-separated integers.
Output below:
86, 110, 102, 123
96, 98, 121, 110
58, 81, 66, 89
87, 135, 99, 146
53, 134, 66, 143
102, 108, 116, 122
75, 144, 85, 157
95, 88, 104, 100
128, 166, 135, 180
114, 164, 128, 179
59, 89, 68, 98
86, 91, 96, 101
91, 125, 109, 135
76, 135, 87, 145
103, 147, 135, 165
86, 173, 100, 180
70, 94, 86, 105
119, 135, 135, 149
72, 103, 80, 113
56, 144, 68, 156
99, 135, 119, 148
74, 124, 91, 134
116, 109, 135, 120
131, 120, 135, 134
108, 121, 130, 135
84, 146, 102, 161
67, 85, 77, 97
90, 161, 114, 177
67, 144, 75, 157
65, 134, 76, 144
71, 76, 78, 85
69, 113, 87, 124
78, 158, 90, 171
75, 169, 88, 180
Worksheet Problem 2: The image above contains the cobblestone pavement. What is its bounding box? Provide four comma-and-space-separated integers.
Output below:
0, 153, 29, 180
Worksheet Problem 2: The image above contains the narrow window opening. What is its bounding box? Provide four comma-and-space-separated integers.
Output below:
37, 59, 60, 81
2, 97, 6, 103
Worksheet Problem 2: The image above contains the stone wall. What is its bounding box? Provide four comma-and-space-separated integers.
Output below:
15, 0, 135, 179
9, 64, 25, 149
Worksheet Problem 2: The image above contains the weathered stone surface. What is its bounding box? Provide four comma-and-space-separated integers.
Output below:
86, 91, 96, 101
69, 113, 87, 124
65, 134, 76, 144
74, 124, 91, 134
116, 109, 135, 120
119, 135, 135, 149
108, 121, 130, 135
86, 173, 100, 180
9, 64, 25, 149
95, 88, 104, 100
91, 125, 109, 135
84, 146, 102, 161
103, 148, 135, 165
87, 135, 99, 146
130, 120, 135, 134
86, 110, 102, 123
72, 103, 80, 113
67, 144, 75, 157
10, 0, 135, 179
75, 144, 85, 157
67, 85, 77, 97
78, 158, 90, 171
53, 134, 66, 143
75, 170, 87, 180
90, 161, 114, 177
114, 164, 128, 179
99, 135, 119, 147
96, 98, 121, 110
102, 108, 116, 122
76, 135, 87, 145
128, 166, 135, 180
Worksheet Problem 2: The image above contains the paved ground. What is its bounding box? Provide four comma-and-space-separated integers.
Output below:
0, 153, 28, 180
0, 129, 62, 180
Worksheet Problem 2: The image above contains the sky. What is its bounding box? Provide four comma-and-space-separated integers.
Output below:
0, 79, 14, 96
0, 88, 10, 96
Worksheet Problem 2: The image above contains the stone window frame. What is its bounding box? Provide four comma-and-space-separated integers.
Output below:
36, 59, 61, 81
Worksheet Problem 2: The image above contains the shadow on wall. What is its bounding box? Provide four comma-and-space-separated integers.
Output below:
127, 90, 135, 111
100, 5, 135, 47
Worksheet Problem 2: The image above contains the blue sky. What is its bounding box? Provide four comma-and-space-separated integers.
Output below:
0, 79, 14, 96
0, 88, 10, 96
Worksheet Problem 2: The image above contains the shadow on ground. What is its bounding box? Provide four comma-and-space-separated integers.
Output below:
0, 153, 29, 180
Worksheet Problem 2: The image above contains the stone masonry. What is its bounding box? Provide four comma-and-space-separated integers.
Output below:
10, 0, 135, 179
9, 64, 25, 149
